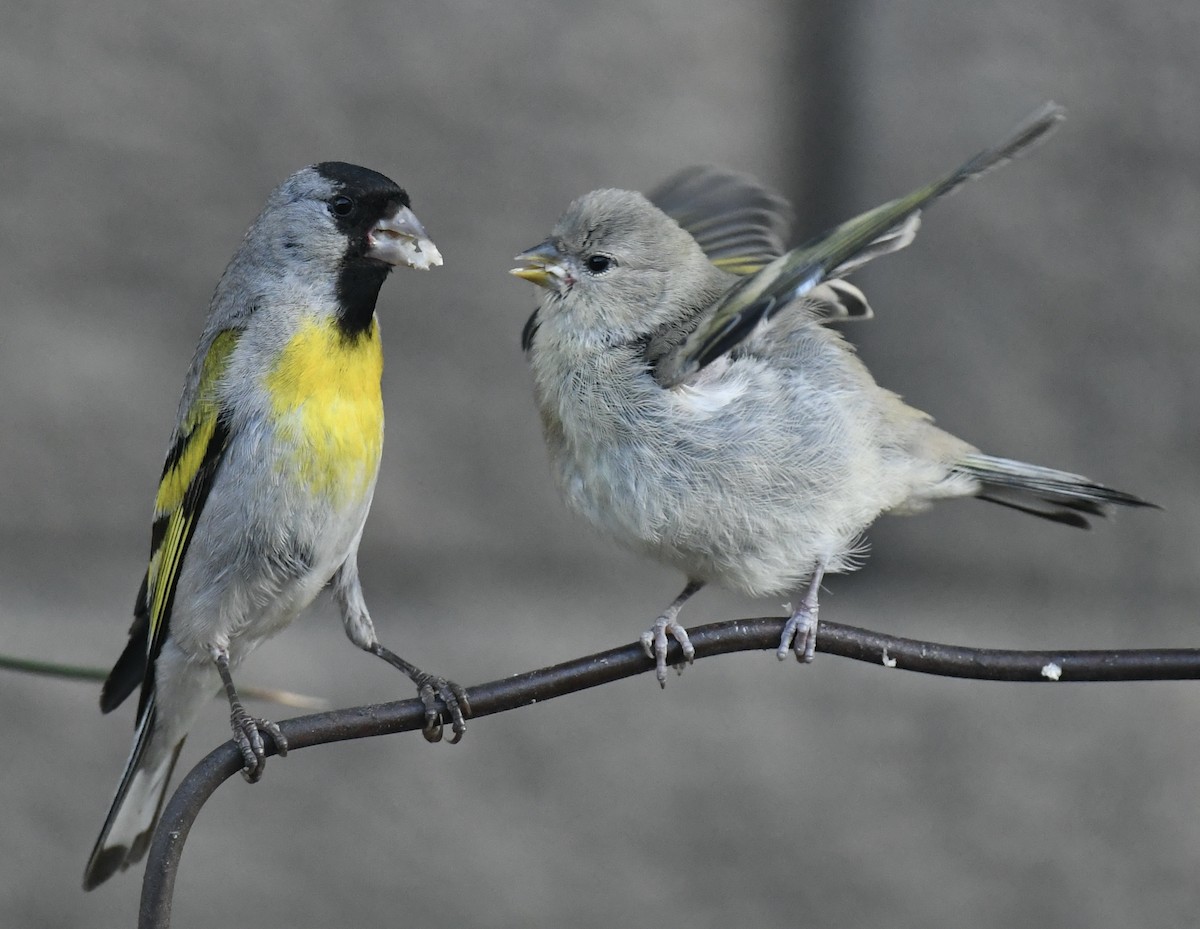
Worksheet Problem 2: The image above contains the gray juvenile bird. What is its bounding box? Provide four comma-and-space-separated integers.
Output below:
511, 103, 1154, 686
84, 162, 467, 890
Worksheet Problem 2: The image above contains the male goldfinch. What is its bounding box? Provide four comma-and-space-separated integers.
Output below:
84, 162, 466, 890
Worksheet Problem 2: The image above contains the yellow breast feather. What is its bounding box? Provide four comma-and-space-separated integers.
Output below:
265, 315, 384, 504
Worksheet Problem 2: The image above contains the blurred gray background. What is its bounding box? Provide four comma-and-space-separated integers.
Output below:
3, 1, 1198, 927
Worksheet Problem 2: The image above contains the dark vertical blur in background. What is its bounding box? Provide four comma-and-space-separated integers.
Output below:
2, 2, 1198, 926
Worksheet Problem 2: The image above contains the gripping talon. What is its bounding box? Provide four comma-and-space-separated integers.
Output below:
440, 681, 469, 745
779, 565, 826, 665
642, 579, 704, 686
643, 616, 695, 687
370, 644, 470, 744
414, 679, 445, 743
412, 671, 469, 744
262, 718, 289, 758
640, 630, 656, 662
230, 710, 285, 783
423, 711, 444, 742
777, 609, 817, 664
798, 625, 817, 663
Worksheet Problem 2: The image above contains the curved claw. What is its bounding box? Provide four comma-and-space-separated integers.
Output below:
641, 617, 696, 687
259, 717, 288, 757
441, 681, 470, 745
235, 734, 263, 783
231, 711, 287, 783
414, 673, 470, 744
420, 705, 444, 744
778, 608, 818, 663
368, 644, 471, 745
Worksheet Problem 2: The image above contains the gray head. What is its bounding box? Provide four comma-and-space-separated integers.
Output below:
512, 188, 725, 345
216, 162, 441, 335
255, 162, 441, 269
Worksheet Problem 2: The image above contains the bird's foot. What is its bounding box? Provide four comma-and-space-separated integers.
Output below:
641, 616, 696, 688
411, 671, 471, 745
370, 644, 470, 744
778, 604, 818, 663
229, 707, 288, 783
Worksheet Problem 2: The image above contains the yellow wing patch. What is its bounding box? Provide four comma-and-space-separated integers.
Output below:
264, 315, 384, 504
153, 330, 239, 516
710, 255, 772, 275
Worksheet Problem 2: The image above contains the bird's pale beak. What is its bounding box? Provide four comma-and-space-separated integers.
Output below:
368, 205, 443, 270
510, 240, 570, 290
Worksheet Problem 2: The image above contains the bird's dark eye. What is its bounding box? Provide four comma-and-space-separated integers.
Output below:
331, 195, 355, 216
585, 254, 614, 274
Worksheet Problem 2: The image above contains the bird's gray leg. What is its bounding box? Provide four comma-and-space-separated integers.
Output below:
640, 579, 705, 688
333, 557, 470, 744
212, 646, 287, 783
778, 563, 827, 663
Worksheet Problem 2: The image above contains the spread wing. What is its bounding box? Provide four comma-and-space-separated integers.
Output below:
100, 329, 240, 720
649, 165, 874, 328
649, 165, 793, 275
656, 102, 1065, 388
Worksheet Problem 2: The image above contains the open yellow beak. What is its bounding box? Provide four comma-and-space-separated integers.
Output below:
510, 240, 569, 290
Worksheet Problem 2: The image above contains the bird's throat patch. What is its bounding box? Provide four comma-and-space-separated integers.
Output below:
265, 316, 384, 502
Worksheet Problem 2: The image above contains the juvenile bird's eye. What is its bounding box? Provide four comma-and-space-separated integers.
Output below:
331, 195, 355, 217
585, 254, 614, 274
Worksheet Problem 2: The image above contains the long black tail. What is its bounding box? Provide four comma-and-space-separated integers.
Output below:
954, 454, 1157, 528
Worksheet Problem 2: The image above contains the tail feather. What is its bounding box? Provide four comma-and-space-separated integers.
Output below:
955, 454, 1156, 528
83, 696, 185, 891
